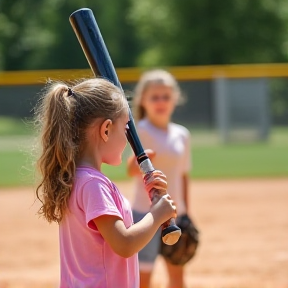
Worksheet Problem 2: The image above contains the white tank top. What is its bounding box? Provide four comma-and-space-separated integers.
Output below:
131, 118, 191, 215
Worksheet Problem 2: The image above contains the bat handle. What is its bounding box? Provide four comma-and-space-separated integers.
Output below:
148, 187, 181, 245
140, 158, 182, 246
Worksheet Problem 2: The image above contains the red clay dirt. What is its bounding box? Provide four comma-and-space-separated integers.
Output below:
0, 178, 287, 288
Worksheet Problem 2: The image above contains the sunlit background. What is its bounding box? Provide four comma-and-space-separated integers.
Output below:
0, 1, 287, 288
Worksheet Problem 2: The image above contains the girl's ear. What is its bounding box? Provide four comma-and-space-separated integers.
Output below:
100, 119, 112, 142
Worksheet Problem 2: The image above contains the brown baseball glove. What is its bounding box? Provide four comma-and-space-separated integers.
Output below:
160, 214, 199, 265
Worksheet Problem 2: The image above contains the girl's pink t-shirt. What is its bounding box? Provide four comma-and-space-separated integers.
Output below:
59, 166, 139, 288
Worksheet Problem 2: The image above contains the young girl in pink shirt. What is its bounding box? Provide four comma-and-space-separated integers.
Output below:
35, 78, 176, 288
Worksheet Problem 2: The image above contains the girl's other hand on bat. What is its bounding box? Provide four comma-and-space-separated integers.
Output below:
127, 149, 156, 176
144, 170, 167, 195
145, 149, 156, 160
150, 194, 177, 225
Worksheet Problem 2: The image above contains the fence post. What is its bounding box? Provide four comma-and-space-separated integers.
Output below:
213, 76, 229, 143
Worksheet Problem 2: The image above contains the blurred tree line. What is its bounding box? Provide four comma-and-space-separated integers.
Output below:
1, 0, 288, 70
0, 0, 288, 116
0, 0, 139, 70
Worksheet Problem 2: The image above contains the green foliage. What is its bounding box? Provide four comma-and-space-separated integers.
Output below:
1, 0, 288, 70
129, 0, 288, 66
0, 0, 55, 70
0, 0, 140, 70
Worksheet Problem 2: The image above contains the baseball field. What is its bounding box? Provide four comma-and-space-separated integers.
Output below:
0, 117, 287, 288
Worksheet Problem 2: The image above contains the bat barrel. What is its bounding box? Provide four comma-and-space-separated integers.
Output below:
70, 8, 146, 159
70, 8, 120, 87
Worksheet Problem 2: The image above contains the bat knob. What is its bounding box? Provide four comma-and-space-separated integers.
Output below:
162, 224, 182, 245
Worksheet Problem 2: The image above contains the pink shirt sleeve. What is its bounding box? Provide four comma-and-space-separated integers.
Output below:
80, 178, 123, 231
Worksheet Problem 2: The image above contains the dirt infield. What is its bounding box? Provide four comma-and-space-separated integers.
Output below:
0, 178, 287, 288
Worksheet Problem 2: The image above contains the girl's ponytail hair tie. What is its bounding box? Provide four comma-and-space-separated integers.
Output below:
67, 87, 74, 97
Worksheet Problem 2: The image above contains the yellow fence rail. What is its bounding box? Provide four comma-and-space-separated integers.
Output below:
1, 63, 288, 86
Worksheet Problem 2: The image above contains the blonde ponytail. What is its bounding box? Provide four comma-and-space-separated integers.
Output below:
35, 78, 127, 223
36, 83, 77, 223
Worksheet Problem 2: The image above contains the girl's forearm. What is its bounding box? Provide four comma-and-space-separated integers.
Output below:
95, 212, 162, 258
124, 212, 161, 255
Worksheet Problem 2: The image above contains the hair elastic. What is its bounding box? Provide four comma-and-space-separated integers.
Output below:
67, 87, 74, 97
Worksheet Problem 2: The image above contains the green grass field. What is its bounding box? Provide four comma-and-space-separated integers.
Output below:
0, 117, 287, 187
0, 117, 34, 136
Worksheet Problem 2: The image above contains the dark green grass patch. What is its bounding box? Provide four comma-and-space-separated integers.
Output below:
0, 127, 287, 187
191, 144, 288, 178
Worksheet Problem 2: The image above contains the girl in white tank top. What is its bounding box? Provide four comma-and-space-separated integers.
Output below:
127, 70, 193, 288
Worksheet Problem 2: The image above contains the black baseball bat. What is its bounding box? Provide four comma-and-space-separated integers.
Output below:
69, 8, 181, 245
